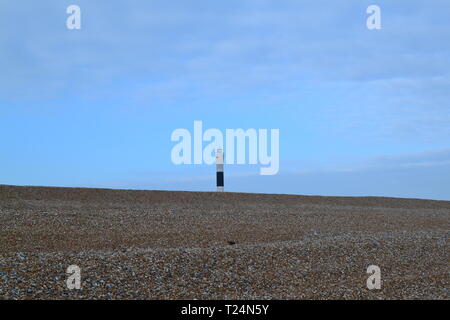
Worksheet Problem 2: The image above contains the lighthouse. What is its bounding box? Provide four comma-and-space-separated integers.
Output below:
216, 148, 224, 192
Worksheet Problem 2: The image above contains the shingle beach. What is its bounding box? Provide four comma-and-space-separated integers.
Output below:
0, 185, 448, 299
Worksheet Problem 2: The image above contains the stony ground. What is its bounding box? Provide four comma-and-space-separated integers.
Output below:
0, 184, 448, 299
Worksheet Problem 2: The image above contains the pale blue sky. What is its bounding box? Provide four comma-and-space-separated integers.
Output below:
1, 1, 449, 199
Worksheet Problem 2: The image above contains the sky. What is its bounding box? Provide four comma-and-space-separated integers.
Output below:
1, 0, 449, 200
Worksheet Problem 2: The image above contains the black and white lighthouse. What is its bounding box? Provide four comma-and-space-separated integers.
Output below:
216, 148, 224, 192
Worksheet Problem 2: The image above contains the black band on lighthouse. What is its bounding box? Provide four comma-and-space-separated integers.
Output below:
216, 171, 224, 187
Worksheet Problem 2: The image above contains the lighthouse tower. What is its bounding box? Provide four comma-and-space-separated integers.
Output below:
216, 148, 224, 192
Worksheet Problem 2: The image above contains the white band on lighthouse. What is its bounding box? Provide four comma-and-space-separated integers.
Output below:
216, 148, 224, 192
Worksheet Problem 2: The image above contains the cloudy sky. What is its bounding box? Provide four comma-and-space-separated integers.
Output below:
1, 0, 449, 200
